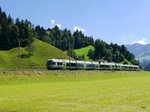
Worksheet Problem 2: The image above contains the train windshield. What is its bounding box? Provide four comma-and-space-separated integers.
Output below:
47, 60, 56, 65
47, 60, 53, 65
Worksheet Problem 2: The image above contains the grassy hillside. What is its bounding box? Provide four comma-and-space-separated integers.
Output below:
0, 71, 150, 112
0, 39, 69, 69
74, 45, 95, 61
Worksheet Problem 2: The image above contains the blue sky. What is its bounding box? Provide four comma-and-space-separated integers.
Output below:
0, 0, 150, 45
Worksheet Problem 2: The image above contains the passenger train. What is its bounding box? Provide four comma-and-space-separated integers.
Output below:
46, 59, 140, 71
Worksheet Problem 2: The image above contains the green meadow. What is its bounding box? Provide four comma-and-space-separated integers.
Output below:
0, 71, 150, 112
74, 45, 95, 61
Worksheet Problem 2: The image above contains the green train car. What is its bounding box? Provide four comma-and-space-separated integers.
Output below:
46, 59, 140, 71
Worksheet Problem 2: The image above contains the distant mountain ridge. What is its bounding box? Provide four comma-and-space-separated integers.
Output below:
126, 43, 150, 68
126, 43, 150, 57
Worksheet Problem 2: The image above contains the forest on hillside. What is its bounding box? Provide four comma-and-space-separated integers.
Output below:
0, 8, 140, 66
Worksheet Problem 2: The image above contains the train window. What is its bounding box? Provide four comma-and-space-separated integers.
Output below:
93, 64, 98, 68
93, 64, 97, 68
87, 64, 92, 67
71, 63, 77, 66
66, 63, 76, 67
122, 66, 125, 69
67, 63, 70, 66
105, 65, 110, 68
95, 65, 98, 67
58, 62, 63, 65
100, 65, 105, 68
116, 66, 120, 69
78, 63, 84, 67
47, 60, 52, 65
52, 62, 56, 65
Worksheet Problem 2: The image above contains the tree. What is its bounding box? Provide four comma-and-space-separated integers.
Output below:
0, 8, 35, 50
82, 55, 85, 60
67, 49, 77, 59
94, 39, 107, 59
131, 59, 139, 65
104, 57, 112, 62
88, 49, 94, 59
105, 49, 112, 58
35, 25, 50, 42
123, 59, 129, 64
9, 24, 20, 48
73, 30, 83, 49
26, 44, 35, 56
7, 15, 13, 24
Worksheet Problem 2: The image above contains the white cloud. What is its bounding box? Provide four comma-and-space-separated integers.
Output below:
56, 24, 61, 28
131, 38, 148, 45
50, 19, 61, 29
51, 19, 55, 24
74, 26, 85, 32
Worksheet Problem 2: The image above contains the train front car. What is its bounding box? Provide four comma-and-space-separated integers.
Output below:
46, 59, 52, 70
46, 59, 64, 70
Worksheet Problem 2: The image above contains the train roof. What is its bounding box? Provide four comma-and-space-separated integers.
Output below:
49, 59, 77, 63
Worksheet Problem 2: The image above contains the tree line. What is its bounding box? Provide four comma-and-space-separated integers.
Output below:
0, 8, 35, 50
92, 39, 138, 65
0, 8, 140, 66
35, 25, 94, 51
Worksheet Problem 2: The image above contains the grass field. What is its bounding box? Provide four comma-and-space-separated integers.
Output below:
0, 71, 150, 112
74, 45, 95, 61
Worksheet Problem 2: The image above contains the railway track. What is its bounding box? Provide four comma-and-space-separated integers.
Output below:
0, 69, 140, 73
0, 69, 113, 72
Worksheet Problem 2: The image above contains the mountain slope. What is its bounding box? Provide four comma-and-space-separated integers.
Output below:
126, 43, 150, 68
126, 43, 150, 57
0, 39, 69, 69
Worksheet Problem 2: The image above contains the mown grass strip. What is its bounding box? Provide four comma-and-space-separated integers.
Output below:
0, 71, 150, 112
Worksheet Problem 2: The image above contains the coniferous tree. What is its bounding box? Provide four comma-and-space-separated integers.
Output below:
94, 39, 107, 59
88, 49, 94, 59
0, 8, 35, 50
